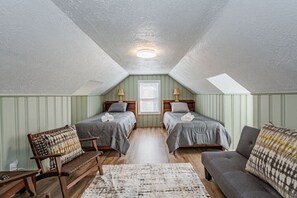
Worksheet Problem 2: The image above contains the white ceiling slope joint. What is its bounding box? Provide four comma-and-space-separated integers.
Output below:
51, 0, 229, 75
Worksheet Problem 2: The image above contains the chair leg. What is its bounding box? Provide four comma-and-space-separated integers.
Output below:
96, 156, 103, 175
58, 176, 69, 198
204, 168, 212, 181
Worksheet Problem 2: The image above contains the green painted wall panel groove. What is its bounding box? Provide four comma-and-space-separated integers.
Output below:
196, 93, 297, 150
0, 96, 72, 170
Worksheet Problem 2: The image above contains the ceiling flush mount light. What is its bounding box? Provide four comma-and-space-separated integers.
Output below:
136, 49, 157, 59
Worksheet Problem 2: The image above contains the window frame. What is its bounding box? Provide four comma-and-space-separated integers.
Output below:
138, 80, 161, 115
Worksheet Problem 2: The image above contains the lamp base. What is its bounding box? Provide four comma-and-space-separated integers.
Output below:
118, 95, 123, 103
174, 95, 179, 102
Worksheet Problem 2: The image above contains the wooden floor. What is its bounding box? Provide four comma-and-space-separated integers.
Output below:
17, 128, 225, 198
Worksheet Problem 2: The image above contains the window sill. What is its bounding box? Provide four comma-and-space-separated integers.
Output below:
138, 113, 161, 115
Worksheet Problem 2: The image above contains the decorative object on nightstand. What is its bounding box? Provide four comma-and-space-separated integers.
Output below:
118, 88, 124, 102
0, 170, 39, 197
173, 88, 180, 102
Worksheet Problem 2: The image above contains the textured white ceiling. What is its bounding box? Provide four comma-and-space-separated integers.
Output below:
0, 0, 127, 95
1, 0, 297, 95
170, 0, 297, 94
52, 0, 228, 74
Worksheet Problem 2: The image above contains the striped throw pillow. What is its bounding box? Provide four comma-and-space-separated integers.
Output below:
245, 123, 297, 198
44, 125, 84, 169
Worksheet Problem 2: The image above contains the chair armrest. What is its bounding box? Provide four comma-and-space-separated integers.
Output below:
79, 137, 99, 142
0, 170, 40, 186
30, 153, 64, 160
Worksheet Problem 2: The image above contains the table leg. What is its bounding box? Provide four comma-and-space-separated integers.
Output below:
23, 176, 37, 196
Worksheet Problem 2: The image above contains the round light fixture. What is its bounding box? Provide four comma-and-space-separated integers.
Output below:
136, 49, 157, 59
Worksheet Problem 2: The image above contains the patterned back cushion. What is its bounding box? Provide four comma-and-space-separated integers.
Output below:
32, 136, 49, 156
245, 123, 297, 198
31, 125, 72, 157
43, 125, 84, 169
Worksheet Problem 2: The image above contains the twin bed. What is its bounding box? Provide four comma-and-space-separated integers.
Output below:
75, 101, 137, 155
75, 99, 231, 155
162, 100, 231, 153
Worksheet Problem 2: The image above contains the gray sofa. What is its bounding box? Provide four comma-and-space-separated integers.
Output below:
202, 126, 281, 198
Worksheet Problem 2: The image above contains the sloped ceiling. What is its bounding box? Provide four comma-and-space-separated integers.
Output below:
170, 0, 297, 94
51, 0, 228, 74
0, 0, 128, 95
1, 0, 297, 95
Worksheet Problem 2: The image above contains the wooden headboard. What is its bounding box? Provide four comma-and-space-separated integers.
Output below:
103, 101, 138, 117
162, 100, 195, 116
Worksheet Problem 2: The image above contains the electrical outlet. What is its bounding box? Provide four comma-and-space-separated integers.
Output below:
9, 160, 18, 171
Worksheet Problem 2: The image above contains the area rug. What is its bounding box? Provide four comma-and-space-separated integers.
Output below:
82, 163, 210, 198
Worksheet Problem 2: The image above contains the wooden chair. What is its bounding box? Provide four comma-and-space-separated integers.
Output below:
27, 125, 103, 198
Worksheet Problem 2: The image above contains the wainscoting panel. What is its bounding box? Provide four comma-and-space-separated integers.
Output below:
196, 94, 253, 149
0, 96, 71, 170
71, 95, 103, 124
197, 93, 297, 149
104, 75, 194, 127
253, 94, 297, 129
196, 94, 224, 123
71, 96, 87, 124
87, 95, 104, 118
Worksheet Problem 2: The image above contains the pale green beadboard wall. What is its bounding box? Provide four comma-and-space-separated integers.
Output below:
0, 96, 71, 170
71, 95, 104, 124
252, 94, 297, 129
104, 75, 194, 127
196, 93, 297, 150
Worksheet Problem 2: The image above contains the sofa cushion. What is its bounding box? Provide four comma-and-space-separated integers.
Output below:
43, 125, 84, 169
236, 126, 260, 159
202, 151, 247, 184
202, 151, 281, 197
219, 171, 281, 198
246, 123, 297, 198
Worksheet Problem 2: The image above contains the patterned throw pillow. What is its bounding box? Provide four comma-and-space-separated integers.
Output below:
43, 125, 84, 169
245, 123, 297, 198
32, 136, 49, 156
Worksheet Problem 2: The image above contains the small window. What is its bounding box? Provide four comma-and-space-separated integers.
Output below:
138, 80, 161, 114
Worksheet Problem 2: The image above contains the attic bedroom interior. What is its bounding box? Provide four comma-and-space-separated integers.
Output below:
0, 0, 296, 198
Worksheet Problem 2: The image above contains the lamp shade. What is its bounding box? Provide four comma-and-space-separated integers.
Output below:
173, 88, 180, 95
117, 89, 124, 96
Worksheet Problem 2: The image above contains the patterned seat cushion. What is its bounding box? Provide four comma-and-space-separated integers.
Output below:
245, 123, 297, 198
43, 125, 84, 169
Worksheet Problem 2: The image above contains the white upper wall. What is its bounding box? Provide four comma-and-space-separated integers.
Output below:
0, 0, 128, 95
170, 0, 297, 94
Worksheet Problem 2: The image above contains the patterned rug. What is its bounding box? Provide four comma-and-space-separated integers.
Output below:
82, 163, 210, 198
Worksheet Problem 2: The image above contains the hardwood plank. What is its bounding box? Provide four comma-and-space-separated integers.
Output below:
16, 128, 225, 198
